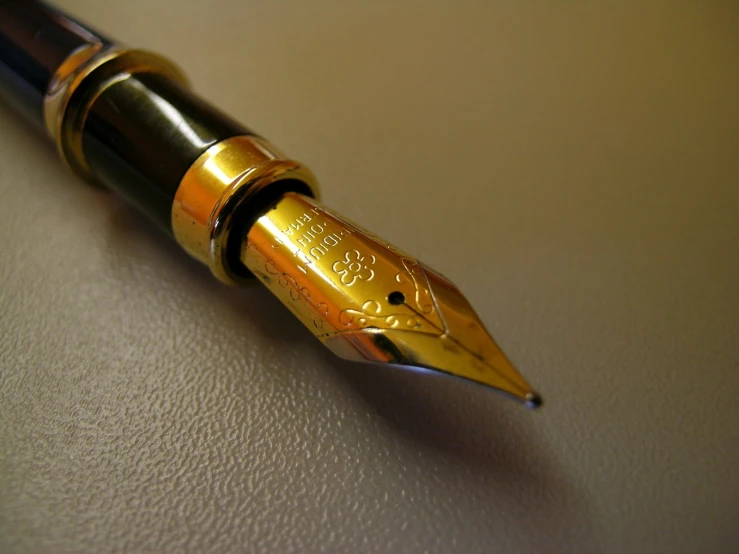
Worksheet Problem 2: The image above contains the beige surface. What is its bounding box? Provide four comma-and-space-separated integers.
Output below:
1, 1, 738, 552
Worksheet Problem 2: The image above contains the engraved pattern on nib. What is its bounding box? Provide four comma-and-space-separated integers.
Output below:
332, 249, 376, 286
246, 244, 315, 304
396, 258, 436, 316
335, 256, 444, 335
338, 300, 423, 329
244, 220, 445, 339
313, 302, 329, 330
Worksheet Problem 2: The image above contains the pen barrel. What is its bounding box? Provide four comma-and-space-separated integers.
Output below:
0, 0, 318, 284
0, 0, 108, 127
80, 68, 251, 230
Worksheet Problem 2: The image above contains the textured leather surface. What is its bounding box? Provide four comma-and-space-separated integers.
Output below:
1, 1, 738, 552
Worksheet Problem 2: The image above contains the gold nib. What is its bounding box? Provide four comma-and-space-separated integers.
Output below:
243, 192, 541, 408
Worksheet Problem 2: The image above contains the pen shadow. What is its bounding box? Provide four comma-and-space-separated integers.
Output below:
103, 192, 600, 551
319, 349, 602, 551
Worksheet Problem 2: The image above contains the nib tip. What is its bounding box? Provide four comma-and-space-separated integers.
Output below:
524, 392, 543, 410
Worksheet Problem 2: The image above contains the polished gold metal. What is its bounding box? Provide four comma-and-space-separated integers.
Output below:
243, 192, 541, 406
172, 135, 319, 284
43, 41, 103, 138
44, 46, 188, 183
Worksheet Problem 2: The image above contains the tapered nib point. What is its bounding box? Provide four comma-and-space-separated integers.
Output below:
525, 392, 543, 410
243, 192, 542, 408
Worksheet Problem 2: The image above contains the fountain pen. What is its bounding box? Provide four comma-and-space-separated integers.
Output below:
0, 1, 542, 408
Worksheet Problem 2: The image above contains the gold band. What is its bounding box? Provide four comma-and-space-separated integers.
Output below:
43, 46, 188, 184
44, 42, 103, 139
172, 135, 319, 284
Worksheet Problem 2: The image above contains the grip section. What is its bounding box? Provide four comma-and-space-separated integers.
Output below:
82, 72, 250, 229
